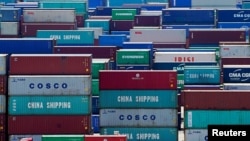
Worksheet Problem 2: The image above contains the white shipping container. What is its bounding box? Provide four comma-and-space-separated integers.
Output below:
100, 109, 177, 127
9, 135, 42, 141
0, 22, 19, 35
130, 29, 186, 43
185, 129, 208, 141
8, 75, 91, 95
77, 27, 103, 39
192, 0, 240, 8
0, 54, 7, 75
220, 45, 250, 58
0, 95, 5, 113
23, 9, 76, 23
154, 52, 216, 63
223, 83, 250, 90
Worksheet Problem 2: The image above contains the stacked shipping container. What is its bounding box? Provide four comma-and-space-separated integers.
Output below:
7, 54, 92, 138
99, 70, 178, 141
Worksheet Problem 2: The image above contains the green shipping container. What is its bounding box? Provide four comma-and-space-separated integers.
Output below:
177, 74, 184, 89
112, 9, 137, 20
37, 30, 94, 45
116, 49, 150, 65
92, 59, 110, 79
84, 19, 110, 32
185, 110, 250, 129
92, 79, 99, 96
39, 2, 87, 15
42, 135, 84, 141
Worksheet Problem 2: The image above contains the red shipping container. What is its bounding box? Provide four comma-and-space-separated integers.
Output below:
99, 70, 177, 90
0, 114, 6, 133
181, 90, 250, 110
76, 14, 84, 27
21, 22, 77, 37
85, 135, 127, 141
8, 115, 91, 134
53, 46, 118, 61
9, 54, 92, 75
0, 133, 5, 141
189, 29, 246, 44
0, 76, 7, 95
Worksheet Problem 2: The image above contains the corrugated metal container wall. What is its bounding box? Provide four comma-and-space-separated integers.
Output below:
189, 29, 246, 45
184, 66, 221, 85
111, 9, 136, 20
42, 135, 84, 141
23, 9, 76, 23
0, 114, 6, 133
21, 22, 77, 37
9, 135, 42, 141
116, 65, 151, 70
0, 8, 21, 22
99, 90, 177, 108
84, 19, 110, 33
223, 83, 250, 90
92, 115, 100, 133
183, 85, 221, 90
134, 15, 161, 26
99, 70, 177, 90
53, 46, 118, 61
116, 49, 150, 65
100, 109, 177, 127
0, 95, 5, 114
92, 79, 99, 96
0, 133, 5, 141
184, 110, 250, 129
110, 20, 134, 31
130, 29, 186, 43
0, 38, 55, 54
191, 0, 240, 8
184, 129, 208, 141
219, 45, 250, 58
181, 90, 250, 109
92, 96, 99, 115
217, 9, 250, 22
221, 57, 250, 70
154, 52, 216, 63
92, 59, 110, 79
77, 27, 103, 39
8, 75, 91, 95
36, 30, 94, 46
0, 54, 7, 75
8, 115, 91, 134
100, 127, 178, 141
85, 135, 127, 141
223, 65, 250, 83
8, 95, 91, 115
98, 34, 128, 47
9, 54, 92, 75
0, 22, 19, 36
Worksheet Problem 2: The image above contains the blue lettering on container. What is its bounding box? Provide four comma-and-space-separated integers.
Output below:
29, 83, 68, 89
119, 115, 156, 120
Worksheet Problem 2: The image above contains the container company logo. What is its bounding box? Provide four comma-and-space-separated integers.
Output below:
234, 11, 250, 20
132, 73, 144, 80
228, 68, 250, 82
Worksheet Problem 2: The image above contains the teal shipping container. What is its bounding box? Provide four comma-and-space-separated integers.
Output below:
84, 19, 110, 32
36, 30, 94, 46
100, 127, 178, 141
0, 95, 5, 113
92, 79, 99, 96
109, 0, 146, 6
8, 95, 91, 115
184, 110, 250, 129
184, 65, 221, 85
99, 90, 177, 108
39, 1, 87, 15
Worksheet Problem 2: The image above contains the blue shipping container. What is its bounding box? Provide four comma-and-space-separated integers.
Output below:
99, 90, 177, 108
37, 30, 94, 46
223, 65, 250, 83
184, 65, 221, 85
92, 96, 99, 114
8, 95, 91, 115
92, 115, 100, 133
162, 9, 215, 25
169, 0, 191, 7
89, 0, 106, 8
217, 9, 250, 22
0, 38, 55, 54
100, 127, 178, 141
0, 7, 21, 22
99, 34, 128, 47
185, 110, 250, 129
95, 6, 141, 16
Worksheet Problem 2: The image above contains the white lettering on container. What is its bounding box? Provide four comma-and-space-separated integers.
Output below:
136, 96, 159, 103
63, 35, 81, 40
118, 96, 132, 102
47, 102, 71, 108
28, 102, 43, 109
136, 133, 160, 140
122, 55, 144, 59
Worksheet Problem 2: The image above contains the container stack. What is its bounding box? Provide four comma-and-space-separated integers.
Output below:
0, 7, 22, 38
181, 90, 250, 141
0, 54, 7, 141
99, 70, 179, 141
21, 8, 77, 37
7, 54, 93, 138
91, 58, 110, 134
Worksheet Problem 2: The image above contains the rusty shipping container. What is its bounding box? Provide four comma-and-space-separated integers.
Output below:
53, 46, 118, 61
99, 70, 177, 90
9, 54, 92, 75
181, 90, 250, 110
0, 114, 6, 133
8, 115, 91, 134
21, 22, 77, 37
85, 135, 127, 141
189, 29, 246, 45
